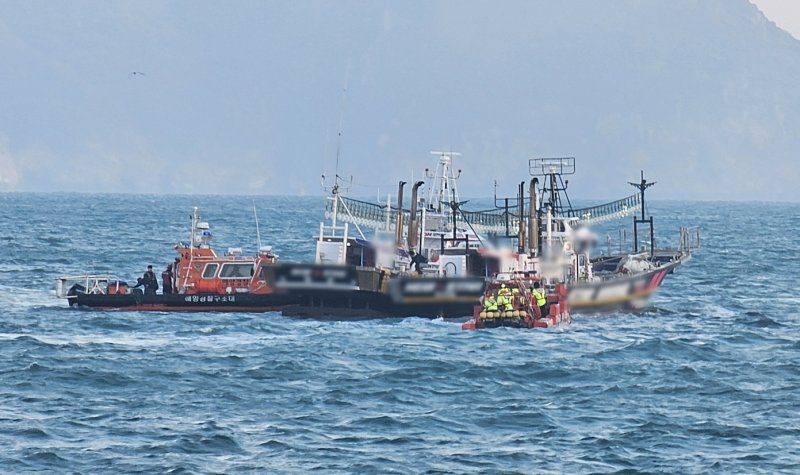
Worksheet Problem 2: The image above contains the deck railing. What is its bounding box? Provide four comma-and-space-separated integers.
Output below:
565, 193, 642, 225
326, 192, 643, 232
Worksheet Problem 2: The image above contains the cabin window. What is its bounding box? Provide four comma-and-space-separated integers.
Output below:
219, 263, 254, 279
202, 263, 219, 279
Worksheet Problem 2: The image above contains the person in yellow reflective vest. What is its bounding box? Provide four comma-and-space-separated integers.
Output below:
496, 292, 513, 312
531, 281, 547, 317
500, 284, 512, 305
483, 294, 498, 315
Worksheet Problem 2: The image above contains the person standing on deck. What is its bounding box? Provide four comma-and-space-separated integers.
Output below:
173, 257, 181, 292
162, 264, 174, 295
532, 281, 547, 317
142, 265, 158, 295
409, 251, 428, 274
511, 286, 521, 307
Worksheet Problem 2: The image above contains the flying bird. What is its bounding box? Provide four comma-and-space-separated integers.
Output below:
129, 71, 146, 77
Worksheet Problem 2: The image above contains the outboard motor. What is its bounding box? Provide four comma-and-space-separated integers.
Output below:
66, 283, 85, 307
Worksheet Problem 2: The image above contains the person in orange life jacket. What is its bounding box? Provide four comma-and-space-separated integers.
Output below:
162, 264, 174, 295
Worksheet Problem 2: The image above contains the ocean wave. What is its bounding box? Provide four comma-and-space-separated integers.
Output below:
1, 196, 799, 473
0, 332, 176, 349
0, 284, 62, 310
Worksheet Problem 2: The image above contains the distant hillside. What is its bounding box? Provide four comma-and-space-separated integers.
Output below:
0, 0, 798, 200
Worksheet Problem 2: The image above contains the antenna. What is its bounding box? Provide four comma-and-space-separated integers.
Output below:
321, 62, 354, 232
334, 59, 351, 187
528, 157, 576, 216
190, 207, 199, 248
322, 62, 353, 195
252, 200, 262, 250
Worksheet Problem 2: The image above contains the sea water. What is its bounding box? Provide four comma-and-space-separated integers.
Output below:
0, 193, 798, 474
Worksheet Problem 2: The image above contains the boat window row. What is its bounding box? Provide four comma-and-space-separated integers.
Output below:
201, 263, 254, 279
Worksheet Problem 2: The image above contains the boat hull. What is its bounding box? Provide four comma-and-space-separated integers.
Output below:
462, 311, 571, 330
568, 258, 685, 312
281, 289, 477, 319
71, 291, 296, 312
65, 257, 685, 315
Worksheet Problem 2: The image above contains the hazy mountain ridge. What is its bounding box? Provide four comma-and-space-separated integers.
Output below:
0, 0, 797, 200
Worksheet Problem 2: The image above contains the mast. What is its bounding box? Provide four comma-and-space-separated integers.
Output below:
628, 170, 655, 221
529, 158, 576, 262
425, 151, 462, 217
529, 157, 575, 217
629, 170, 657, 256
253, 201, 262, 250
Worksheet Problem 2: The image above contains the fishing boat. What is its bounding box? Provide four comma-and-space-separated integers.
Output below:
275, 161, 487, 318
309, 154, 697, 314
55, 208, 296, 311
526, 159, 697, 311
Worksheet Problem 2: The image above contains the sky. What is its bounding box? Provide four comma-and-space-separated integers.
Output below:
1, 0, 799, 201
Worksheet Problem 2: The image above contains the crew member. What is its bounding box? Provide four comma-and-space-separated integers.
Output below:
173, 257, 181, 291
496, 290, 513, 313
162, 264, 174, 295
483, 294, 498, 316
409, 251, 428, 274
532, 281, 547, 317
500, 284, 513, 310
498, 283, 510, 297
503, 295, 514, 312
142, 265, 158, 295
